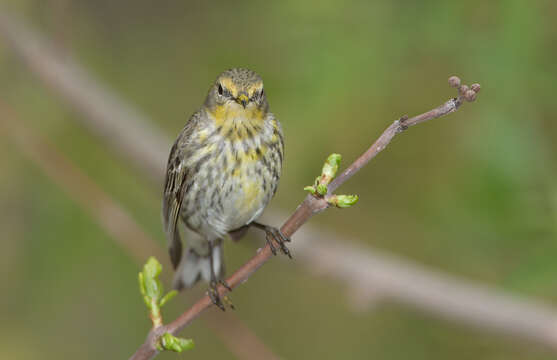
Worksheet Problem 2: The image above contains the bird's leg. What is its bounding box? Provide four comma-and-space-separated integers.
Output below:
251, 222, 292, 258
207, 241, 234, 311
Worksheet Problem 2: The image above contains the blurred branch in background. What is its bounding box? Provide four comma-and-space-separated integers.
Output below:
0, 11, 169, 180
3, 8, 557, 353
0, 101, 282, 360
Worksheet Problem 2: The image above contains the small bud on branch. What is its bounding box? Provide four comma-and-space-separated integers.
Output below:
448, 76, 461, 88
157, 333, 194, 353
305, 153, 359, 209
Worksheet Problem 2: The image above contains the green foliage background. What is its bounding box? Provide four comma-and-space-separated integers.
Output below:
1, 0, 557, 359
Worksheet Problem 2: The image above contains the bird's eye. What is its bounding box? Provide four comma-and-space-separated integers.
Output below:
218, 84, 224, 96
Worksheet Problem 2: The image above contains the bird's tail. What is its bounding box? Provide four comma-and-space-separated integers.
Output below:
172, 239, 225, 290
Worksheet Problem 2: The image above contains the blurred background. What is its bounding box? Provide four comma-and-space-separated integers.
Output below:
1, 0, 557, 359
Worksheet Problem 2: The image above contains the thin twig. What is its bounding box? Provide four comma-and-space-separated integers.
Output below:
328, 97, 462, 193
0, 11, 169, 179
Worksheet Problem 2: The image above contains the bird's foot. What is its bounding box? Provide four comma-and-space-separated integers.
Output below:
253, 222, 292, 258
208, 279, 234, 311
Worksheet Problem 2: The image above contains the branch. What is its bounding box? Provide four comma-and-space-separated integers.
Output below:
128, 76, 481, 359
288, 224, 557, 347
0, 11, 170, 179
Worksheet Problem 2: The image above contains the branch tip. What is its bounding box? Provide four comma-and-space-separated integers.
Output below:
448, 76, 461, 88
464, 89, 477, 102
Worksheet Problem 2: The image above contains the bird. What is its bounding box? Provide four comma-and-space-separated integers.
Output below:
162, 68, 289, 310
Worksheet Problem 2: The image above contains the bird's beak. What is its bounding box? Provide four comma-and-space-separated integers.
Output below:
237, 93, 249, 108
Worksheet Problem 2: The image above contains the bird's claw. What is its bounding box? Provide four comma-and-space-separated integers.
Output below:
219, 279, 232, 291
208, 280, 234, 311
264, 226, 292, 259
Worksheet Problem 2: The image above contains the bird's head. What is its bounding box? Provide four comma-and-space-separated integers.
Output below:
205, 68, 268, 117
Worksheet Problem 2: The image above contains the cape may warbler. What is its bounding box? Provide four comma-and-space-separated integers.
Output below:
162, 68, 289, 309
